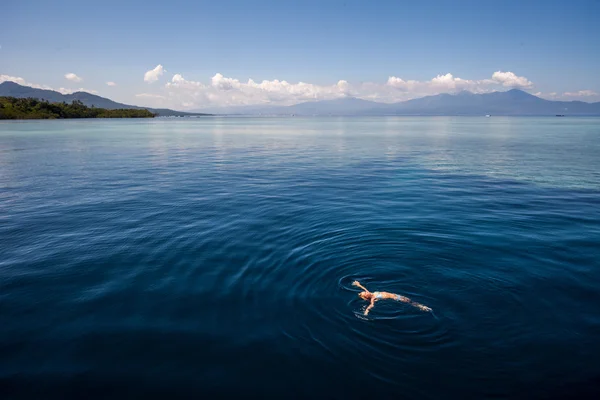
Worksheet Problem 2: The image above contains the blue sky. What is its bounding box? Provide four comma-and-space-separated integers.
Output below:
1, 0, 599, 109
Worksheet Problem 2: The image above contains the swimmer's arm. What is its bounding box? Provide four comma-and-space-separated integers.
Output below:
364, 298, 376, 316
352, 281, 369, 292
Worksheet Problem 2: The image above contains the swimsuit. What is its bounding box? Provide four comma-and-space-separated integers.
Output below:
374, 292, 408, 302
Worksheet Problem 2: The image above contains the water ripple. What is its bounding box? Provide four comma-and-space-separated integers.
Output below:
1, 118, 600, 398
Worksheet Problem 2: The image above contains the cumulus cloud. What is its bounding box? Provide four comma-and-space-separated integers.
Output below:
534, 90, 599, 100
1, 74, 57, 91
167, 73, 204, 88
65, 72, 83, 82
386, 71, 532, 94
8, 69, 540, 109
386, 71, 532, 97
156, 70, 542, 109
2, 74, 101, 96
8, 69, 598, 110
57, 87, 98, 95
563, 90, 598, 97
211, 73, 242, 90
1, 74, 31, 86
163, 72, 356, 108
337, 80, 350, 93
431, 73, 478, 88
136, 93, 167, 99
134, 92, 168, 107
491, 71, 533, 89
144, 65, 164, 83
533, 92, 560, 100
386, 73, 496, 94
171, 74, 186, 84
386, 76, 418, 91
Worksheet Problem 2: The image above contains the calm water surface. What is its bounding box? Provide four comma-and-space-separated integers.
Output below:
1, 117, 600, 399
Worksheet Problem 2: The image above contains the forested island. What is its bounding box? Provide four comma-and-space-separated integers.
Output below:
0, 97, 155, 119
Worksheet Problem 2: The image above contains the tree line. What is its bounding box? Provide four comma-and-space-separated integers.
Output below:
0, 97, 155, 119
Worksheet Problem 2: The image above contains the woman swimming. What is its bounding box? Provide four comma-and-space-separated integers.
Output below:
352, 281, 432, 316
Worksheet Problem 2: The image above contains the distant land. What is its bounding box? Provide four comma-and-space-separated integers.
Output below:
194, 89, 600, 116
3, 81, 599, 117
0, 82, 210, 117
0, 97, 155, 119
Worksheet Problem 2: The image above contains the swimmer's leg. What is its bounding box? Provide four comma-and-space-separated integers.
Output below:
395, 294, 432, 312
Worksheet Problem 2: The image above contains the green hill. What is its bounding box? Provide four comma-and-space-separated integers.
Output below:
0, 81, 210, 117
0, 97, 155, 119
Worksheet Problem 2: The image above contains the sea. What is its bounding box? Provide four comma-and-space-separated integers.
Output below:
1, 117, 599, 399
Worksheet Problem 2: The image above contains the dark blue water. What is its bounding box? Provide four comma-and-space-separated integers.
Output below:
1, 117, 600, 399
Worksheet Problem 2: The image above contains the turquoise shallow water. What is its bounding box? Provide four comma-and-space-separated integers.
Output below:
1, 117, 600, 399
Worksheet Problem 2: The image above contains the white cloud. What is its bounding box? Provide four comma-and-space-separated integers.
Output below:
1, 74, 54, 90
386, 73, 495, 95
135, 93, 167, 99
337, 80, 350, 93
386, 76, 418, 91
534, 90, 600, 100
211, 73, 242, 90
65, 72, 83, 82
563, 90, 598, 97
164, 73, 358, 108
134, 92, 168, 107
388, 70, 533, 94
157, 71, 540, 109
167, 73, 204, 89
1, 74, 99, 95
10, 70, 596, 110
144, 65, 164, 83
534, 91, 560, 100
491, 71, 533, 89
1, 74, 29, 86
383, 71, 533, 100
58, 87, 98, 95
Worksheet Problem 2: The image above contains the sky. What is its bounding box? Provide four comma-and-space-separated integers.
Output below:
1, 0, 599, 110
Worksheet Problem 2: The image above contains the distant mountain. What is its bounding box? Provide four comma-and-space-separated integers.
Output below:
371, 89, 600, 116
194, 97, 386, 115
283, 97, 388, 115
6, 81, 598, 117
0, 81, 210, 117
195, 89, 600, 116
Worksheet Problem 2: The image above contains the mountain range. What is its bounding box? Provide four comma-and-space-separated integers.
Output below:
194, 89, 600, 116
2, 81, 599, 116
0, 81, 209, 117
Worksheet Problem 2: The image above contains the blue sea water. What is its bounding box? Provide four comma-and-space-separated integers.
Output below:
1, 117, 600, 399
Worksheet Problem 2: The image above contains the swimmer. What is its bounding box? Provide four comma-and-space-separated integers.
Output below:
352, 281, 432, 316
